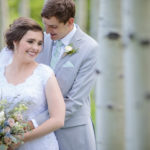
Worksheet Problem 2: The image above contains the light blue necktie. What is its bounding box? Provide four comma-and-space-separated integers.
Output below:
50, 40, 62, 69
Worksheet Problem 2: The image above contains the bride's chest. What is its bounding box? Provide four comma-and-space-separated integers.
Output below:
0, 78, 46, 105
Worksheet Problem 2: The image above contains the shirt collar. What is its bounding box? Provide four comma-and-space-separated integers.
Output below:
61, 24, 77, 46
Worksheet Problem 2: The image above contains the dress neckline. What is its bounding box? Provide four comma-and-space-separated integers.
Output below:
2, 64, 40, 87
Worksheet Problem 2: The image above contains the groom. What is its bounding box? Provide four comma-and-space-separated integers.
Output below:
36, 1, 98, 150
0, 0, 98, 150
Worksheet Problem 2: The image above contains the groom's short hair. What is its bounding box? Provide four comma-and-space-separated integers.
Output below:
41, 0, 75, 24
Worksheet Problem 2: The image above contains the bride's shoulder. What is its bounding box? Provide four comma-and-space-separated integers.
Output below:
36, 64, 54, 84
38, 64, 54, 75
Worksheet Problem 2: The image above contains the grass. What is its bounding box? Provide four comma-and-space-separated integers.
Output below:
90, 89, 96, 126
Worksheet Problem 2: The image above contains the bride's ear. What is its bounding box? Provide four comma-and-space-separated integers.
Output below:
13, 41, 17, 50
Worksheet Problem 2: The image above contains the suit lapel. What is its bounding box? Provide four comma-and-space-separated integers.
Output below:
54, 26, 83, 73
49, 40, 54, 63
37, 33, 53, 66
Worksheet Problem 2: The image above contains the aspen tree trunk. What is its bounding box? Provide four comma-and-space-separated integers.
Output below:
95, 69, 101, 150
96, 0, 124, 149
122, 1, 150, 150
75, 0, 88, 32
90, 0, 99, 40
0, 0, 9, 50
19, 0, 30, 17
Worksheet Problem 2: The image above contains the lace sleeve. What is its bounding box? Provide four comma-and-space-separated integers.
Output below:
38, 64, 54, 86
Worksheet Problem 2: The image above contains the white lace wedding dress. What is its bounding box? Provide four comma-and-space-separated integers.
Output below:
0, 64, 59, 150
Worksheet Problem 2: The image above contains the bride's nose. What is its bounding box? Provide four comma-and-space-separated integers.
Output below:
32, 43, 40, 52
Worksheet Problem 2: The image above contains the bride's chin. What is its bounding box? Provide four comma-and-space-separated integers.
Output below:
23, 57, 35, 64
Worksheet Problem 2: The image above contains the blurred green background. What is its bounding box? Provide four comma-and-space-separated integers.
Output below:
8, 0, 44, 26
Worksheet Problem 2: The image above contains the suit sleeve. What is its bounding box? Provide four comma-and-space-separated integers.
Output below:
64, 44, 98, 121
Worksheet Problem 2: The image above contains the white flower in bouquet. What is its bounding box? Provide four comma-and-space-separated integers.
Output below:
7, 118, 15, 127
13, 113, 23, 121
0, 111, 5, 123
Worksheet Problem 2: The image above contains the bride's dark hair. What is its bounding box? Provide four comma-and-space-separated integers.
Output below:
5, 17, 43, 51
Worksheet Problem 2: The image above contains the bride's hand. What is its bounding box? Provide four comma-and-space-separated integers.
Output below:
27, 120, 35, 130
8, 142, 21, 150
8, 134, 23, 150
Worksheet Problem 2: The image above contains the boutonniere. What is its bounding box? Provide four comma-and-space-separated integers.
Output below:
63, 44, 77, 56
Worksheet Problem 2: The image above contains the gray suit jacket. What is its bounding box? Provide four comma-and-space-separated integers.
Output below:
36, 26, 98, 150
36, 25, 98, 128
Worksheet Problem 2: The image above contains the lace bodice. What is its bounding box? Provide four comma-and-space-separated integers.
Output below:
0, 64, 59, 150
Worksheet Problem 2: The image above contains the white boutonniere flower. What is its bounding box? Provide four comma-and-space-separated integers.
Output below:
64, 44, 77, 56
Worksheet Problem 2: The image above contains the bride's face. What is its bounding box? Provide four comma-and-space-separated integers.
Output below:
13, 30, 43, 62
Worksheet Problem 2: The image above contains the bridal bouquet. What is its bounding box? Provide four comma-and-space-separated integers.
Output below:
0, 99, 31, 150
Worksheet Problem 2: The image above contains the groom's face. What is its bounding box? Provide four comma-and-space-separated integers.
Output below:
42, 16, 74, 40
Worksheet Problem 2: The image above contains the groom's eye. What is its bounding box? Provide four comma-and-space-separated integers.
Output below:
48, 25, 57, 29
52, 26, 57, 29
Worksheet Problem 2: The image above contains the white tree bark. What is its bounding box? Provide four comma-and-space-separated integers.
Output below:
19, 0, 30, 17
0, 0, 9, 50
90, 0, 99, 40
96, 0, 125, 149
95, 68, 101, 150
122, 0, 150, 150
75, 0, 88, 32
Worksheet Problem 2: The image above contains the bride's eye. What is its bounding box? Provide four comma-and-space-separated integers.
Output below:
27, 40, 33, 44
38, 41, 43, 46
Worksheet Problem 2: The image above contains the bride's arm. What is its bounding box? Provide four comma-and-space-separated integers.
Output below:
27, 110, 49, 130
23, 73, 65, 142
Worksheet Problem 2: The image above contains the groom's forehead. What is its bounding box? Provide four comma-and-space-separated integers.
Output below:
42, 17, 60, 25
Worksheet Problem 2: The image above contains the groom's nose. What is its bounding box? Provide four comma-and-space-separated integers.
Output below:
45, 25, 51, 34
45, 25, 56, 35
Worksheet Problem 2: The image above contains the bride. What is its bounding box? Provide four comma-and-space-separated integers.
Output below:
0, 17, 65, 150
